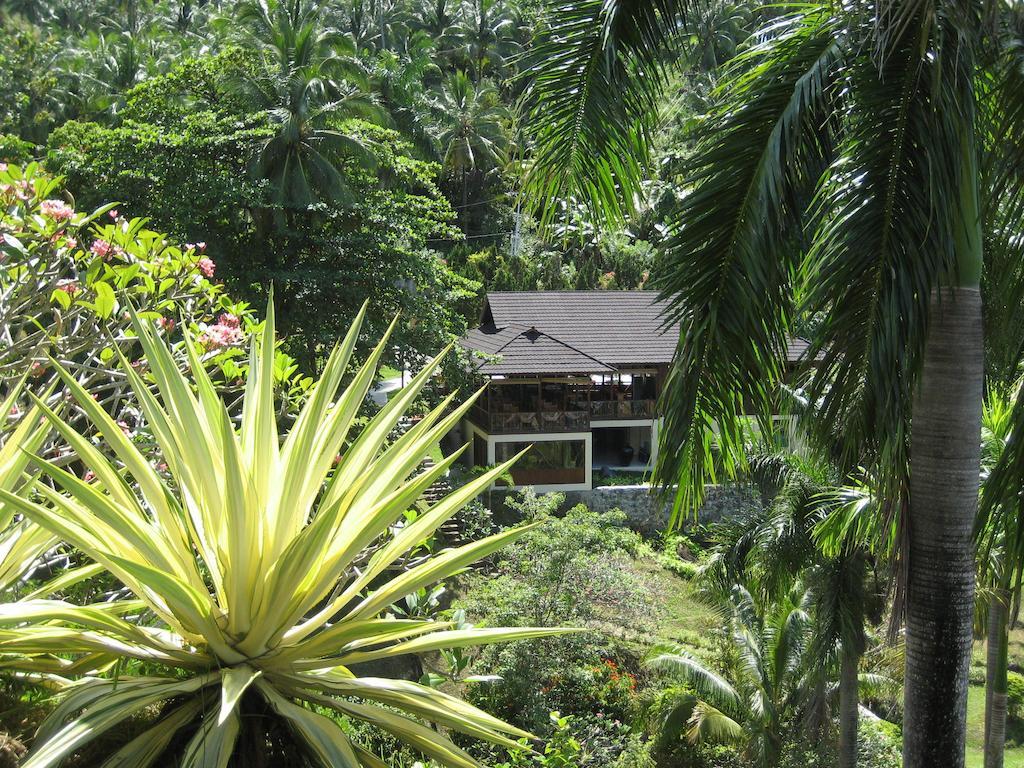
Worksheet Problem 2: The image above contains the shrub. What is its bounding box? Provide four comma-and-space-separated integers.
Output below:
455, 506, 658, 744
0, 134, 33, 163
493, 712, 639, 768
611, 736, 656, 768
0, 305, 570, 767
1008, 671, 1024, 722
858, 719, 902, 767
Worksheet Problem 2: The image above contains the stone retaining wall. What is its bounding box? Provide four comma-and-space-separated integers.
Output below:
488, 483, 759, 535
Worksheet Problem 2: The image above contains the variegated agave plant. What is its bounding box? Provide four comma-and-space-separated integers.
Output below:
0, 387, 55, 594
0, 302, 566, 767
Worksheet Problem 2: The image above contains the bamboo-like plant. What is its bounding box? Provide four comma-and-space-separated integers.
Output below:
0, 301, 568, 767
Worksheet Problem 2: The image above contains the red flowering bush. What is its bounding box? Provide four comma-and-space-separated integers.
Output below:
588, 659, 639, 716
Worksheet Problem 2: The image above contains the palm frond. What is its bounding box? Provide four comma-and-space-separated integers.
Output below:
687, 700, 744, 745
650, 7, 841, 522
801, 5, 976, 491
646, 643, 741, 713
520, 0, 696, 226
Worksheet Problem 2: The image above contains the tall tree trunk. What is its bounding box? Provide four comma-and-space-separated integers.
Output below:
839, 645, 860, 768
985, 586, 1009, 768
903, 286, 984, 768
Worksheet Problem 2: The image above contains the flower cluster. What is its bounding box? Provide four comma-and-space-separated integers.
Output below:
90, 239, 114, 259
197, 257, 215, 278
198, 313, 243, 350
40, 199, 74, 221
0, 178, 33, 202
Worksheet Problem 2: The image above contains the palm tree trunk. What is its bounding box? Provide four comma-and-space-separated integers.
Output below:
903, 286, 984, 768
839, 645, 860, 768
985, 586, 1009, 768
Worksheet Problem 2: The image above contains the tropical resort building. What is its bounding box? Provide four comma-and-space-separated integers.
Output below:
455, 291, 812, 491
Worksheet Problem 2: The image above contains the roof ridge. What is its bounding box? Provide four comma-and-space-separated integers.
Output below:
485, 323, 529, 357
520, 327, 616, 371
487, 289, 659, 295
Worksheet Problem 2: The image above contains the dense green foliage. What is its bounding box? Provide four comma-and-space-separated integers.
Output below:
0, 0, 694, 374
4, 1, 1024, 767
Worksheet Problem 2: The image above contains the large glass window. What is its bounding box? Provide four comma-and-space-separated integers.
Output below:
495, 439, 586, 485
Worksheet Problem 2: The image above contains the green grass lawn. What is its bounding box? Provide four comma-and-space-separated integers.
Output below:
377, 364, 402, 382
966, 683, 1024, 767
966, 629, 1024, 768
638, 557, 720, 660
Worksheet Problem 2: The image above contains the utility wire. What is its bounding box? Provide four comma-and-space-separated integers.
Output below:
425, 231, 513, 243
451, 194, 513, 210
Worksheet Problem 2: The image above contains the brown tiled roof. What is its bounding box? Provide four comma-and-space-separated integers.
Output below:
464, 323, 615, 375
462, 291, 813, 375
484, 291, 678, 366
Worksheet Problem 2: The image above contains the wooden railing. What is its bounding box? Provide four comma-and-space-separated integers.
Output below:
470, 405, 589, 434
470, 399, 657, 434
589, 399, 656, 420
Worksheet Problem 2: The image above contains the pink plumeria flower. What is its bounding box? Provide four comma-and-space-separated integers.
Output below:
109, 209, 119, 219
197, 257, 215, 278
40, 199, 74, 221
83, 470, 97, 483
198, 319, 243, 350
90, 239, 113, 259
196, 242, 206, 251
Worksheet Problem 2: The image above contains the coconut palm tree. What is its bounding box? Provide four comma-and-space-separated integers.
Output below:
522, 4, 1024, 765
704, 448, 881, 768
410, 0, 459, 41
231, 0, 381, 211
451, 0, 521, 83
648, 583, 813, 768
429, 70, 508, 220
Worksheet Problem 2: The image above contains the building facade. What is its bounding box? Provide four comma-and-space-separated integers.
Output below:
455, 292, 676, 491
456, 291, 812, 491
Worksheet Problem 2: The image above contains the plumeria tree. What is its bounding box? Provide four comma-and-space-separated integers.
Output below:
0, 162, 310, 441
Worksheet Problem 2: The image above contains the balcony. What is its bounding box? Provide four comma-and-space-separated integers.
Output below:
470, 405, 589, 434
589, 399, 656, 420
469, 400, 656, 435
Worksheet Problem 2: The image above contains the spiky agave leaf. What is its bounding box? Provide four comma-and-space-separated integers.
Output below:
0, 385, 58, 593
0, 301, 574, 768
